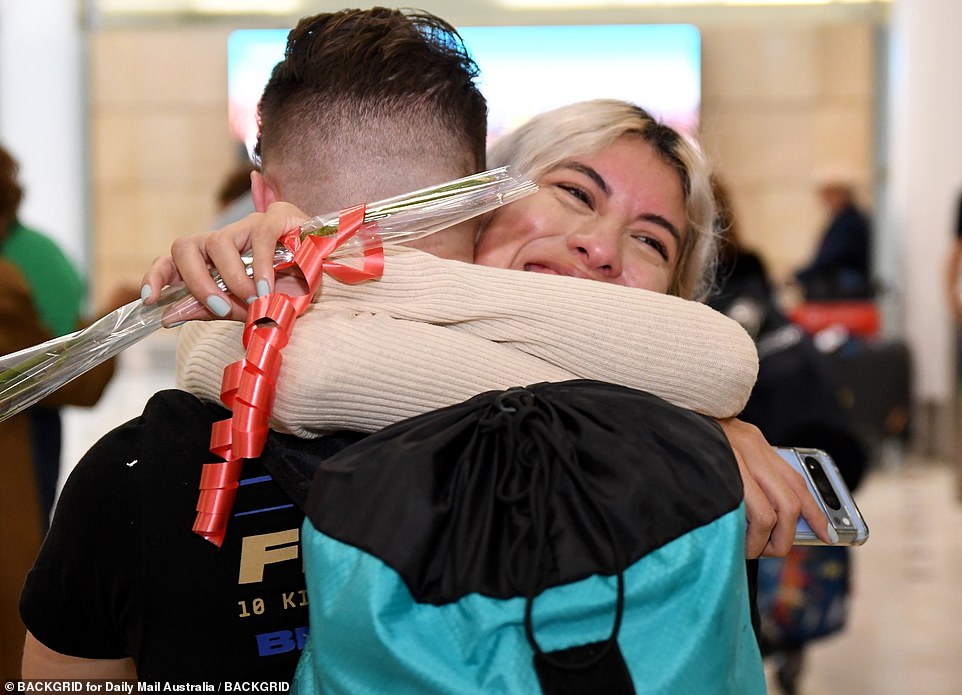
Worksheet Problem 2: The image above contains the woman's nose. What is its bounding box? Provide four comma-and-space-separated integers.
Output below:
568, 227, 622, 278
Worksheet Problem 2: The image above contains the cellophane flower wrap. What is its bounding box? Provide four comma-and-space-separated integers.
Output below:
0, 166, 537, 423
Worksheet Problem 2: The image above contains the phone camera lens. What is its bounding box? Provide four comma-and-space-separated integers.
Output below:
804, 456, 842, 510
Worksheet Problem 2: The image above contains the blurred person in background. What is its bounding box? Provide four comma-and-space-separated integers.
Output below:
0, 260, 122, 679
707, 177, 779, 343
794, 172, 873, 302
1, 143, 88, 529
212, 154, 256, 229
0, 144, 135, 679
710, 175, 868, 695
945, 189, 962, 497
0, 144, 138, 527
945, 190, 962, 323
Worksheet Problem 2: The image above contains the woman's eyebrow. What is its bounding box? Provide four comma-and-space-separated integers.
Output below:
561, 162, 609, 195
638, 213, 682, 245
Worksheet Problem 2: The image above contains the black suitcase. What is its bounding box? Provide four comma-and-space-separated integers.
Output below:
822, 338, 913, 451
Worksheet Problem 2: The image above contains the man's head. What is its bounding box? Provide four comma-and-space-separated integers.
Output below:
251, 8, 487, 259
814, 166, 858, 216
817, 181, 856, 216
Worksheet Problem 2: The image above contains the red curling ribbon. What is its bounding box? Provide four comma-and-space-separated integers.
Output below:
193, 204, 383, 547
199, 459, 243, 490
219, 361, 243, 409
208, 419, 234, 459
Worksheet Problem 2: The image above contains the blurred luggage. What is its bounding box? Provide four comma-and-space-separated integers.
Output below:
757, 546, 851, 695
757, 546, 850, 648
788, 295, 912, 456
789, 300, 880, 338
821, 337, 913, 455
745, 323, 869, 490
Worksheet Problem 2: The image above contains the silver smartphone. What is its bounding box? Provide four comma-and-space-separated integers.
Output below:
776, 446, 869, 546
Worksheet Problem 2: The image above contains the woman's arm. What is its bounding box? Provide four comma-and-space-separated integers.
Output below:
177, 249, 757, 433
149, 203, 757, 421
176, 305, 581, 437
314, 249, 758, 418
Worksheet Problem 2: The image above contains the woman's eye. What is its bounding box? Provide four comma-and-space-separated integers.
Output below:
558, 185, 593, 209
634, 234, 669, 261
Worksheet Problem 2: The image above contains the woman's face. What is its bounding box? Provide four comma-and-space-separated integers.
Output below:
475, 135, 687, 294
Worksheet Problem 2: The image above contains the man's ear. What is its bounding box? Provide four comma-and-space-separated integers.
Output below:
251, 170, 280, 212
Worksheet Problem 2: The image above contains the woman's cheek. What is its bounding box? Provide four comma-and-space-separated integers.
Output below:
474, 222, 513, 268
475, 207, 534, 267
621, 264, 672, 293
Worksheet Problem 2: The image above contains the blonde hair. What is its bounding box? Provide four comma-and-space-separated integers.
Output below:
487, 99, 717, 301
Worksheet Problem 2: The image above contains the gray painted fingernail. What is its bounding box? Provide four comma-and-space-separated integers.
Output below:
140, 284, 152, 302
205, 294, 231, 317
827, 523, 839, 544
256, 279, 271, 297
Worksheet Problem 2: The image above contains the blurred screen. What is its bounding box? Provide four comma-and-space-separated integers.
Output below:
227, 23, 701, 157
459, 24, 701, 143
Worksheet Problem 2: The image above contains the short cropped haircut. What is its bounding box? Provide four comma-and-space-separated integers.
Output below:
487, 99, 717, 301
254, 8, 487, 206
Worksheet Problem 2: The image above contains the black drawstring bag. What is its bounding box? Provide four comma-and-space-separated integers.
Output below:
293, 380, 766, 694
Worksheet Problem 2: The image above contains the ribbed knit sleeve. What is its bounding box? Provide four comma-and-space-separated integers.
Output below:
177, 249, 758, 436
177, 305, 578, 438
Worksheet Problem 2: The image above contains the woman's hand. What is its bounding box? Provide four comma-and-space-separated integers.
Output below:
718, 417, 834, 558
140, 202, 311, 322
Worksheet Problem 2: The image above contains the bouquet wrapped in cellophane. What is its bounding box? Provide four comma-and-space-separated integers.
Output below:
0, 167, 537, 423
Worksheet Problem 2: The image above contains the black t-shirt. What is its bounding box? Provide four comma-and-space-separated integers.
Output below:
20, 389, 361, 681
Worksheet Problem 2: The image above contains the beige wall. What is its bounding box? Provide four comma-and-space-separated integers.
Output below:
89, 27, 238, 304
701, 22, 876, 287
87, 21, 876, 304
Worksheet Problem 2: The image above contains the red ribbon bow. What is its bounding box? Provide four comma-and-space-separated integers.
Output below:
193, 205, 384, 547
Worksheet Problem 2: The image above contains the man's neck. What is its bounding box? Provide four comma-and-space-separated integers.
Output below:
404, 220, 476, 263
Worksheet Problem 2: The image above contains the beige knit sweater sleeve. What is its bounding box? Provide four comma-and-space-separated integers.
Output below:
177, 248, 758, 437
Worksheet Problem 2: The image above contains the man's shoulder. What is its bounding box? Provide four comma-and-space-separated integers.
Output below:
112, 388, 226, 445
26, 390, 311, 677
65, 389, 226, 495
142, 387, 228, 420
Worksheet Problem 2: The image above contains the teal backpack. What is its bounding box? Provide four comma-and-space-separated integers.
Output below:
292, 380, 765, 694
